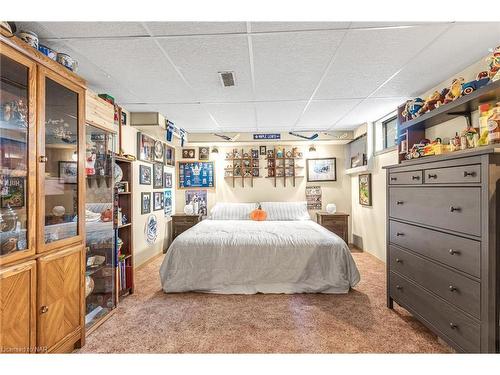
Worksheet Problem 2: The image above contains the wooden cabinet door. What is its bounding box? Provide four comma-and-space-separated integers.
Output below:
0, 260, 36, 353
37, 246, 84, 352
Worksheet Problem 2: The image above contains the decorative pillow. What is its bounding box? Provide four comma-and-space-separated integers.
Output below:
260, 201, 310, 221
209, 202, 257, 220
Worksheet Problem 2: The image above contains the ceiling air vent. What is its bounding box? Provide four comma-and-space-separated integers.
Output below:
219, 71, 235, 87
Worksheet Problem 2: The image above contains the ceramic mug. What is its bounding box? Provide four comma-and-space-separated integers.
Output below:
18, 30, 38, 49
56, 53, 78, 72
38, 44, 57, 61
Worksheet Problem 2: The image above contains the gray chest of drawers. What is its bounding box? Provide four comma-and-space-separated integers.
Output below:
385, 149, 500, 353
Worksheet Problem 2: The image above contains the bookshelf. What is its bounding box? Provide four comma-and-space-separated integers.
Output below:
114, 156, 134, 301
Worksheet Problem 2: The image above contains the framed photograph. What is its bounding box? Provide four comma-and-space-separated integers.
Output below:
198, 146, 210, 160
165, 145, 175, 166
139, 165, 151, 185
306, 158, 337, 182
178, 161, 215, 189
153, 191, 164, 211
251, 149, 259, 159
141, 192, 151, 214
0, 176, 25, 208
153, 163, 163, 189
137, 132, 155, 163
153, 140, 165, 164
350, 153, 367, 168
164, 172, 172, 188
259, 145, 266, 156
359, 173, 372, 206
182, 149, 196, 159
185, 190, 208, 216
164, 190, 172, 216
116, 181, 129, 193
59, 161, 77, 184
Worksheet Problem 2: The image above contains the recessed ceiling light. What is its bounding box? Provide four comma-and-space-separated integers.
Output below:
218, 71, 235, 87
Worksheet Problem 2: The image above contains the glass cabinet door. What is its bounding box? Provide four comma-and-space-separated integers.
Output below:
0, 46, 36, 263
39, 70, 84, 250
85, 124, 116, 329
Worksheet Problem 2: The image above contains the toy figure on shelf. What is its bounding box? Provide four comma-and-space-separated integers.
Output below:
402, 98, 425, 121
418, 90, 446, 115
486, 45, 500, 81
85, 149, 96, 175
443, 77, 465, 104
461, 71, 490, 96
461, 126, 479, 148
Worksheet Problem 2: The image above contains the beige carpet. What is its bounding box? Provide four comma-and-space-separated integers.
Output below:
78, 251, 452, 353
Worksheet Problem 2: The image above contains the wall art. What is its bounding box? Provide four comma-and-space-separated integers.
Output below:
139, 164, 151, 185
359, 173, 372, 206
306, 158, 337, 182
305, 186, 322, 210
153, 163, 163, 189
141, 192, 151, 214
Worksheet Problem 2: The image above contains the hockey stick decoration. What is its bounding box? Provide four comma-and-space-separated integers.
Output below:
213, 133, 240, 142
288, 131, 319, 140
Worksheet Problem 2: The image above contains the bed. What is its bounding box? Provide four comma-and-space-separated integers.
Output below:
159, 202, 360, 294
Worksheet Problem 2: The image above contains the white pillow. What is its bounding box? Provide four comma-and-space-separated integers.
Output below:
209, 202, 257, 220
260, 201, 310, 221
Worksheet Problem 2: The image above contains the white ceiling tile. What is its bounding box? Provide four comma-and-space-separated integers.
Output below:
333, 97, 406, 129
351, 22, 443, 29
314, 24, 450, 100
255, 101, 306, 128
158, 35, 253, 102
297, 99, 361, 128
69, 38, 195, 103
14, 22, 57, 39
252, 30, 346, 101
144, 22, 246, 36
375, 22, 500, 97
204, 103, 256, 128
250, 22, 350, 33
29, 22, 148, 38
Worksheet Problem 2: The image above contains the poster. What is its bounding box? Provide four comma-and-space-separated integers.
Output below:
185, 190, 208, 216
305, 186, 322, 210
178, 161, 215, 189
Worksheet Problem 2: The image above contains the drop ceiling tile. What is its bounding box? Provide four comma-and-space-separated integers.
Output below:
333, 97, 406, 129
297, 99, 361, 128
14, 22, 57, 38
252, 30, 346, 101
158, 35, 253, 102
250, 22, 350, 33
69, 38, 195, 103
375, 22, 500, 97
204, 103, 256, 128
31, 22, 148, 38
255, 101, 307, 128
314, 24, 450, 100
144, 22, 247, 36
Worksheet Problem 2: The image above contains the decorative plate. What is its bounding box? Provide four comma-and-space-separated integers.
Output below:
114, 162, 123, 183
145, 214, 158, 245
154, 141, 164, 160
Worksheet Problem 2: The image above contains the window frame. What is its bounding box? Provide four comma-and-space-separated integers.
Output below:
382, 115, 398, 150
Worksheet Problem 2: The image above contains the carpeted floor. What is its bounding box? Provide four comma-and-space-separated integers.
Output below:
78, 251, 452, 353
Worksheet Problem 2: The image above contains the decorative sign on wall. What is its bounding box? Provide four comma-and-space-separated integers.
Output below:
178, 161, 215, 189
253, 133, 281, 140
305, 186, 322, 210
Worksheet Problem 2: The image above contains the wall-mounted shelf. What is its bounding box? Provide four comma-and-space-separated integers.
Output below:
224, 148, 260, 187
266, 147, 303, 187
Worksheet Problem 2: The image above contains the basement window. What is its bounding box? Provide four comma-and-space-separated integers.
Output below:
382, 116, 397, 149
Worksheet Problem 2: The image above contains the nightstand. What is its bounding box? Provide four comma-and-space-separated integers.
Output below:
316, 212, 349, 244
171, 213, 202, 240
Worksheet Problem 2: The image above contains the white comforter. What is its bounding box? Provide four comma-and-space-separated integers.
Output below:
159, 220, 360, 294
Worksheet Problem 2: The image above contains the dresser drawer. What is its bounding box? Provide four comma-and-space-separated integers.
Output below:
390, 272, 480, 352
173, 216, 200, 224
390, 246, 480, 318
389, 220, 480, 277
424, 164, 481, 184
389, 187, 481, 236
389, 170, 423, 185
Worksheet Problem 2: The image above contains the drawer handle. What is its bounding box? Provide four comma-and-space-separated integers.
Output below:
395, 258, 402, 263
396, 285, 402, 290
411, 175, 420, 180
449, 206, 461, 212
428, 173, 437, 179
390, 177, 397, 181
449, 285, 457, 292
449, 249, 460, 255
449, 323, 458, 330
396, 201, 404, 205
39, 155, 48, 163
40, 305, 49, 314
463, 171, 476, 177
396, 232, 404, 236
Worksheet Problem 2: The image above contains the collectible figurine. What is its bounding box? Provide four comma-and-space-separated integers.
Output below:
402, 98, 425, 120
486, 45, 500, 81
461, 71, 490, 96
443, 77, 465, 104
418, 90, 446, 115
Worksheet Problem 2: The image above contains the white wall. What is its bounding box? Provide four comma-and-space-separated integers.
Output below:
350, 55, 492, 261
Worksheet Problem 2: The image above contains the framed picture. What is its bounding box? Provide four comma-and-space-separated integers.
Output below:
259, 145, 266, 156
185, 190, 208, 217
198, 146, 210, 160
306, 158, 337, 182
251, 149, 259, 159
182, 149, 196, 159
164, 172, 172, 188
153, 191, 164, 211
137, 132, 155, 163
164, 190, 172, 216
359, 173, 372, 206
116, 181, 129, 193
178, 161, 215, 189
165, 145, 175, 166
59, 161, 78, 184
139, 165, 151, 185
305, 186, 322, 210
153, 163, 163, 189
350, 153, 367, 168
153, 140, 165, 164
0, 176, 25, 208
141, 192, 151, 214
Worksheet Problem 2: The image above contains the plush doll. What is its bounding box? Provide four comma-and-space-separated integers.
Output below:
443, 77, 465, 104
402, 98, 425, 120
418, 90, 445, 115
487, 46, 500, 80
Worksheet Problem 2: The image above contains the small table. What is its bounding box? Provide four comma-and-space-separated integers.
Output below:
171, 213, 202, 240
315, 212, 349, 244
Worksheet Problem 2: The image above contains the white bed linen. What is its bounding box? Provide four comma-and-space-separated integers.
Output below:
159, 220, 360, 294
